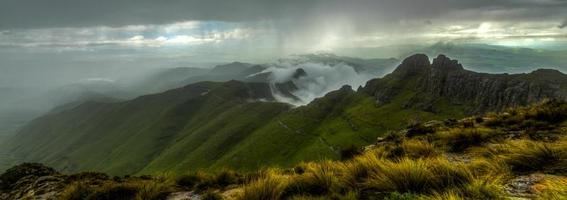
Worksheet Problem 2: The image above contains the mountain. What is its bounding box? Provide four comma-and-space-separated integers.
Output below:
363, 54, 567, 113
407, 43, 567, 73
46, 79, 131, 106
3, 54, 567, 176
181, 62, 267, 86
128, 54, 399, 106
125, 63, 266, 96
0, 79, 130, 144
128, 67, 210, 94
2, 81, 297, 175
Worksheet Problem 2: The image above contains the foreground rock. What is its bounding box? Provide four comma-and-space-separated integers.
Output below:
0, 163, 64, 200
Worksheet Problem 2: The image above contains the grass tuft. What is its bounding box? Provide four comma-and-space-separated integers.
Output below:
533, 176, 567, 199
501, 140, 567, 173
237, 171, 288, 200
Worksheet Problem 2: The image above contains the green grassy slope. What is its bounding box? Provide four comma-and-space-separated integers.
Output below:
2, 81, 291, 175
4, 71, 464, 175
6, 54, 564, 175
4, 100, 567, 200
206, 70, 466, 172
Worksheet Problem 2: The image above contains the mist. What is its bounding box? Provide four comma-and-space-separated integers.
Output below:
2, 0, 567, 143
263, 61, 375, 105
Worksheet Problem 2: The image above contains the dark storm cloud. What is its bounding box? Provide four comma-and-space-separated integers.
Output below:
1, 0, 566, 30
560, 19, 567, 29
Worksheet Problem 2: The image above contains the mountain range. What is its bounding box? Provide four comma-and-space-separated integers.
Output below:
2, 54, 567, 176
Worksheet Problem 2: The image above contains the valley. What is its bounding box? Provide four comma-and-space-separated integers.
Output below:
2, 54, 566, 177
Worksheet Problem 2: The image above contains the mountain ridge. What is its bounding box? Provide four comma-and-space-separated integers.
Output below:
363, 54, 567, 114
3, 54, 567, 175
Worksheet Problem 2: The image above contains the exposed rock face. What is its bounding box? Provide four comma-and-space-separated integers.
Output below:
0, 163, 64, 200
390, 54, 431, 77
364, 54, 567, 113
0, 175, 65, 200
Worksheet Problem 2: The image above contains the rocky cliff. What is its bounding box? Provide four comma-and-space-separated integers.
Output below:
363, 54, 567, 113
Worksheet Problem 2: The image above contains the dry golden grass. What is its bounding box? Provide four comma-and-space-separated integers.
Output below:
533, 176, 567, 199
236, 169, 289, 200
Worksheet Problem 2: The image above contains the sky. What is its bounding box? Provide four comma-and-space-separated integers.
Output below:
1, 0, 567, 88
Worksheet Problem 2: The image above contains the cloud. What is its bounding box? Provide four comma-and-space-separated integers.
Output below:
0, 21, 257, 49
1, 0, 566, 63
560, 19, 567, 29
1, 0, 566, 31
263, 60, 374, 106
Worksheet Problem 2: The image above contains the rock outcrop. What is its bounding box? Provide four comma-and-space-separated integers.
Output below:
363, 54, 567, 113
0, 163, 63, 200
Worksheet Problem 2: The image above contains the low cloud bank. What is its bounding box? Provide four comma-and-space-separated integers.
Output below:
262, 61, 374, 106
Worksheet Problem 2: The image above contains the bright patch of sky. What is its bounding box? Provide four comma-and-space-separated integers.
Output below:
1, 19, 566, 55
0, 21, 258, 49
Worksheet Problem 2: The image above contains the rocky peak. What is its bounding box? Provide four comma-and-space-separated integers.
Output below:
292, 68, 308, 79
391, 54, 431, 77
431, 54, 464, 72
364, 54, 567, 114
529, 69, 566, 80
